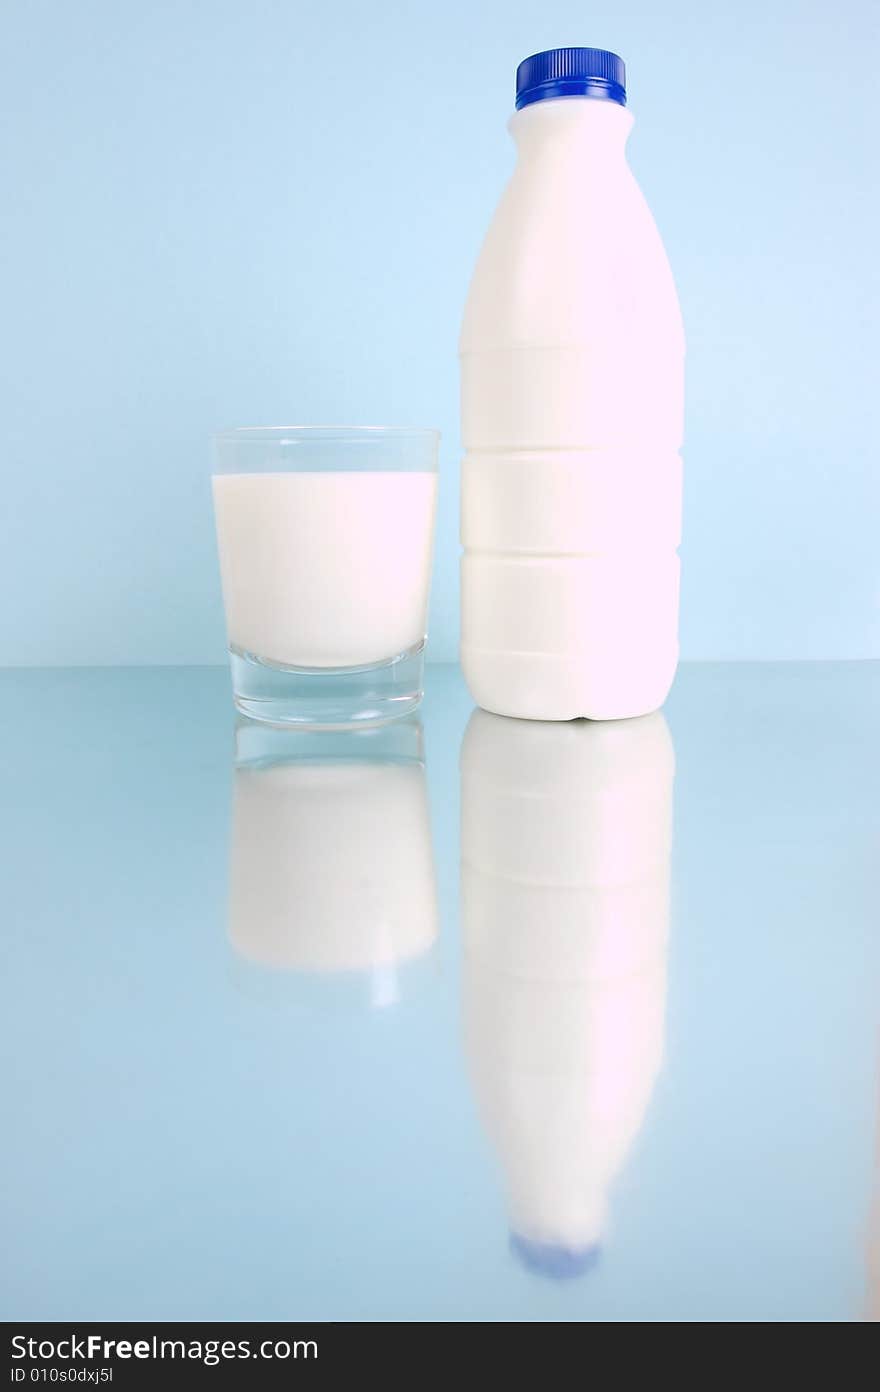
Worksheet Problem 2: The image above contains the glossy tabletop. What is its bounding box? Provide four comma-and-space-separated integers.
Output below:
1, 662, 878, 1323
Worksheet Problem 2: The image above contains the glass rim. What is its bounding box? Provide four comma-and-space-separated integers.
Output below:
214, 424, 440, 444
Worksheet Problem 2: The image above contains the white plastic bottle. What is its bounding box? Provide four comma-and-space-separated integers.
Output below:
460, 48, 684, 720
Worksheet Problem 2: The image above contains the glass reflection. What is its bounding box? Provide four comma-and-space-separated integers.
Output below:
461, 709, 674, 1277
229, 716, 438, 1006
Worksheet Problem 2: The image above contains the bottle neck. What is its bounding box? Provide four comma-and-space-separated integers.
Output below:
509, 95, 633, 158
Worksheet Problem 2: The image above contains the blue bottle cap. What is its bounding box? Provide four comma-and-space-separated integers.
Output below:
510, 1233, 602, 1279
515, 48, 626, 110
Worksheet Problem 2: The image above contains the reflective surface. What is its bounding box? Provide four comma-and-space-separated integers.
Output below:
1, 663, 877, 1322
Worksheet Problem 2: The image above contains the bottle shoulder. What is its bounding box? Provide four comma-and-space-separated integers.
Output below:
461, 158, 683, 352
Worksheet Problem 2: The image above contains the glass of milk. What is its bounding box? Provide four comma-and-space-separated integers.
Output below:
212, 426, 440, 726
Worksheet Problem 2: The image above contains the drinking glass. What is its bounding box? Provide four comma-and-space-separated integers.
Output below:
213, 426, 439, 726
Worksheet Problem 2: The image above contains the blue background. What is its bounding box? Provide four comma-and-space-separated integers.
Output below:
1, 0, 877, 665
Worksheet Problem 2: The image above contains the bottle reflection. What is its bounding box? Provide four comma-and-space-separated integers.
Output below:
461, 709, 674, 1277
230, 717, 438, 1006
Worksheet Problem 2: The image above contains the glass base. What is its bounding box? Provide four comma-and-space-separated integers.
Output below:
228, 640, 426, 728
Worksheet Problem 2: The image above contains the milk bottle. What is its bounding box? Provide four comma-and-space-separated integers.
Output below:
461, 49, 684, 720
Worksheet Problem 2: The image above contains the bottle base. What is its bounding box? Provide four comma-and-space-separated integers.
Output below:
460, 644, 678, 722
229, 640, 426, 729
